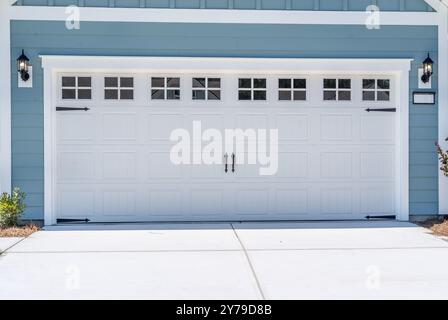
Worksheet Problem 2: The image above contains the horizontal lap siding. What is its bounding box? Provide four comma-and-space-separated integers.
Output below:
15, 0, 434, 11
10, 21, 438, 219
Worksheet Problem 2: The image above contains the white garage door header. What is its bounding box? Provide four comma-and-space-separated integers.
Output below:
40, 56, 413, 74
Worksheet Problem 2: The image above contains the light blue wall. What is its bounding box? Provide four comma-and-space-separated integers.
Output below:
10, 21, 438, 220
14, 0, 434, 11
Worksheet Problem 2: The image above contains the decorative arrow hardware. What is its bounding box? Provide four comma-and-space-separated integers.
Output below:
365, 108, 396, 112
57, 218, 91, 224
56, 107, 90, 112
365, 215, 396, 220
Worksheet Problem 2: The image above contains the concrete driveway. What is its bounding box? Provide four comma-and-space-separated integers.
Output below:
0, 221, 447, 300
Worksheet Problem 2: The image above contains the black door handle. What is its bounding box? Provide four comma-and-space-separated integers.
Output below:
232, 153, 235, 173
224, 153, 228, 173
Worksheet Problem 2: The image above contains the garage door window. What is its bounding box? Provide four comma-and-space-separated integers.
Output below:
362, 79, 391, 101
323, 78, 351, 101
104, 77, 134, 100
238, 78, 267, 101
61, 76, 92, 100
192, 77, 221, 100
151, 77, 181, 100
278, 78, 307, 101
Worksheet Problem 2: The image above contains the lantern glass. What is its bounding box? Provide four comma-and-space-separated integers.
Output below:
423, 54, 434, 76
17, 50, 29, 73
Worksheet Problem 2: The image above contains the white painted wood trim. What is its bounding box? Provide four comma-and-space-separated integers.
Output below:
0, 1, 12, 194
10, 6, 440, 25
43, 68, 56, 225
438, 5, 448, 215
41, 56, 411, 225
40, 56, 413, 74
397, 70, 410, 221
424, 0, 442, 11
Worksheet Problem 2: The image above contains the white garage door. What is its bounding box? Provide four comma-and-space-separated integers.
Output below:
55, 73, 396, 222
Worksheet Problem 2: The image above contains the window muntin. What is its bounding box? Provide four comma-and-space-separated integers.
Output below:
323, 78, 351, 101
104, 77, 134, 100
363, 79, 391, 101
192, 77, 221, 101
278, 78, 307, 101
238, 78, 267, 101
151, 77, 181, 100
61, 76, 92, 100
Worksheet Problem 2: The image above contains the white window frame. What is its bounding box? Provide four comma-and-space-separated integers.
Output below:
103, 76, 135, 101
60, 75, 93, 101
322, 77, 353, 102
40, 56, 412, 225
150, 76, 182, 101
361, 77, 392, 102
277, 77, 308, 102
191, 77, 222, 101
237, 77, 268, 101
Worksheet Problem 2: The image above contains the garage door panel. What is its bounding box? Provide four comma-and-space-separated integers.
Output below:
274, 189, 309, 215
102, 152, 137, 180
57, 152, 95, 181
58, 190, 95, 218
57, 113, 96, 142
320, 114, 353, 141
102, 113, 137, 141
188, 113, 226, 132
320, 152, 353, 179
276, 152, 309, 178
148, 152, 184, 179
102, 190, 137, 217
320, 188, 354, 215
360, 114, 395, 142
235, 189, 270, 215
149, 190, 183, 216
190, 189, 225, 216
275, 113, 309, 142
360, 152, 395, 179
360, 186, 395, 214
147, 113, 185, 142
234, 113, 269, 130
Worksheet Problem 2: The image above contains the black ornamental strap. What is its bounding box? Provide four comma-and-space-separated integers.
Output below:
56, 107, 90, 111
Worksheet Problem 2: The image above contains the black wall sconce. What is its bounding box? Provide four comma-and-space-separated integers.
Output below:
421, 53, 434, 84
17, 49, 30, 82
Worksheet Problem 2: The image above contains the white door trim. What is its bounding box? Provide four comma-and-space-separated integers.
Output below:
438, 5, 448, 215
9, 6, 439, 25
0, 1, 12, 194
41, 56, 411, 225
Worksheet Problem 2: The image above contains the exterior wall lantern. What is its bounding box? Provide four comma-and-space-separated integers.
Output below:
17, 50, 30, 82
421, 53, 434, 84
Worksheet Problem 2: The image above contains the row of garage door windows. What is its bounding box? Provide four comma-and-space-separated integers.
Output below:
61, 76, 391, 102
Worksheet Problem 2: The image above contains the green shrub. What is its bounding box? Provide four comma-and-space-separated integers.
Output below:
0, 188, 26, 228
436, 143, 448, 177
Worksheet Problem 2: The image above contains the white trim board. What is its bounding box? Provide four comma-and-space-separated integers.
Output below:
0, 1, 11, 194
40, 55, 411, 225
438, 4, 448, 215
40, 56, 413, 74
9, 6, 440, 25
9, 0, 444, 12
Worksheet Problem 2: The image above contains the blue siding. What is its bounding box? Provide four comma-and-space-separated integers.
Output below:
10, 21, 438, 220
14, 0, 434, 11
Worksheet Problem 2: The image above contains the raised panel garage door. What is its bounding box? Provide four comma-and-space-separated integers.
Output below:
55, 73, 396, 222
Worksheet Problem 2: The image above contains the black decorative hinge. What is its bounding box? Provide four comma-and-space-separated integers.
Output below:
56, 107, 90, 112
365, 108, 396, 112
365, 215, 396, 220
57, 218, 91, 224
